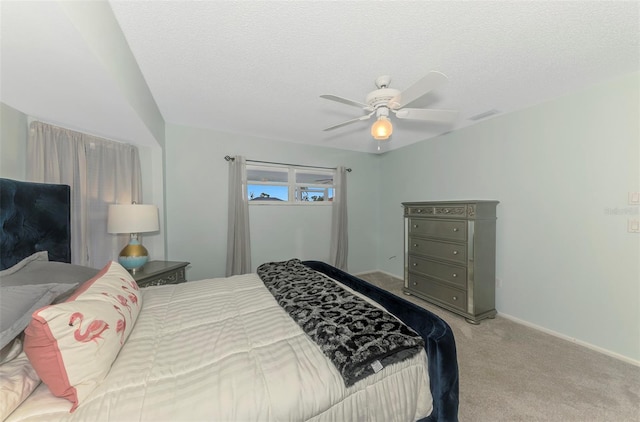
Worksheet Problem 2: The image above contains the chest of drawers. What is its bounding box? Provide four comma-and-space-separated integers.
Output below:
403, 201, 498, 323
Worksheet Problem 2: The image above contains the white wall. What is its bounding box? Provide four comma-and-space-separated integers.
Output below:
377, 72, 640, 362
55, 1, 168, 261
57, 1, 166, 148
0, 103, 28, 179
136, 143, 165, 261
0, 103, 166, 263
164, 123, 381, 281
1, 2, 167, 261
4, 69, 638, 363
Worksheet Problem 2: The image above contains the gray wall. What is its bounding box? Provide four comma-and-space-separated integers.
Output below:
164, 123, 381, 281
377, 72, 639, 362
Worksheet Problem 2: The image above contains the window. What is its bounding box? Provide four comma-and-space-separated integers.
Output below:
247, 164, 335, 204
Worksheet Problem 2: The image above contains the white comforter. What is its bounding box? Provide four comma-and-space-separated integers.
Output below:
8, 273, 432, 422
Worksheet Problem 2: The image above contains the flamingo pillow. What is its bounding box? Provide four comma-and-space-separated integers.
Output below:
23, 261, 141, 412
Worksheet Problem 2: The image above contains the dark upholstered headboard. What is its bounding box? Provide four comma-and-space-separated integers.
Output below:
0, 178, 71, 270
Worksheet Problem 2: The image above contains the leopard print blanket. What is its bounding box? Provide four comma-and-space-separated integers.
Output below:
257, 259, 425, 386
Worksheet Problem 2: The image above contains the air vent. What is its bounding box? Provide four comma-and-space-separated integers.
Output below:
468, 109, 501, 121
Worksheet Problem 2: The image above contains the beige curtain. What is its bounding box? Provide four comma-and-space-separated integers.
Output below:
226, 155, 252, 276
329, 166, 348, 270
27, 121, 141, 268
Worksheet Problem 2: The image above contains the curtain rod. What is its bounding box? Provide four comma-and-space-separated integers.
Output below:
224, 156, 351, 172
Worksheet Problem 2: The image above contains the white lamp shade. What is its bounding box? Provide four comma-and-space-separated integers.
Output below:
107, 204, 159, 234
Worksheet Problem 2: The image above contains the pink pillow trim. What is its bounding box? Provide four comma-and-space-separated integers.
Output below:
25, 314, 79, 410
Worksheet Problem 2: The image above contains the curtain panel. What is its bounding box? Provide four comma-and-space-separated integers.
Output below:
27, 121, 142, 268
226, 155, 252, 276
329, 166, 348, 270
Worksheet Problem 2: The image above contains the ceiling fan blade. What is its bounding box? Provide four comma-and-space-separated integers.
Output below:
320, 94, 369, 109
388, 71, 449, 110
323, 111, 374, 131
394, 108, 459, 123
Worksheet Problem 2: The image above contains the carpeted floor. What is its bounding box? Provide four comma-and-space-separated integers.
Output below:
356, 271, 640, 422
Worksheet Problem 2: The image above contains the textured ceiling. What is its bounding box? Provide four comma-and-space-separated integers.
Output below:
2, 1, 638, 154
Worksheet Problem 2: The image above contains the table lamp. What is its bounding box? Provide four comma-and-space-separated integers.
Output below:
107, 203, 159, 272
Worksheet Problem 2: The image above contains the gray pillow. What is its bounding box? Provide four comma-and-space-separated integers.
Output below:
0, 251, 49, 277
0, 283, 77, 349
0, 251, 100, 349
0, 252, 99, 288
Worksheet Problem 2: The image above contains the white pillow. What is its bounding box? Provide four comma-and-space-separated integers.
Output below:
0, 337, 40, 420
23, 261, 142, 412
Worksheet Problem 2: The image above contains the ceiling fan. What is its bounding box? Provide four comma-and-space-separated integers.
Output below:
320, 71, 458, 141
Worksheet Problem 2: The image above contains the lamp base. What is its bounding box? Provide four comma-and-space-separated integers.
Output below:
118, 238, 149, 273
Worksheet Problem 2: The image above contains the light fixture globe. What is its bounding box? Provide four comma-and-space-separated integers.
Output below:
371, 116, 393, 140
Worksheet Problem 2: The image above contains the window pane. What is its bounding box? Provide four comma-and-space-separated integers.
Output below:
297, 186, 329, 202
248, 167, 288, 183
248, 184, 288, 201
295, 170, 333, 185
246, 164, 335, 204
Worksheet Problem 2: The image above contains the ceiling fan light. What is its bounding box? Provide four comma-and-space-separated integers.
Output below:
371, 116, 393, 140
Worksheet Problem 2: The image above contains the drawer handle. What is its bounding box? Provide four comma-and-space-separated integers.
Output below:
452, 250, 459, 255
413, 224, 418, 228
413, 244, 418, 247
417, 209, 422, 213
412, 263, 418, 267
452, 296, 458, 301
453, 228, 459, 232
412, 282, 417, 286
452, 273, 458, 278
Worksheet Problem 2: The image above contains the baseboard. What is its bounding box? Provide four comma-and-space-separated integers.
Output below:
353, 269, 640, 367
499, 313, 640, 367
354, 268, 402, 281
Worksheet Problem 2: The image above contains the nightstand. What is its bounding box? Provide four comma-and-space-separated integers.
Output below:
131, 260, 190, 288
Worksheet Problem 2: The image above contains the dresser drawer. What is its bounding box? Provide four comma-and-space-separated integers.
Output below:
408, 255, 467, 288
405, 205, 467, 218
158, 268, 186, 284
407, 237, 467, 264
133, 261, 189, 288
408, 218, 466, 242
407, 274, 467, 312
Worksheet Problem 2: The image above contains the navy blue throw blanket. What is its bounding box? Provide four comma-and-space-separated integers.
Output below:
303, 261, 459, 422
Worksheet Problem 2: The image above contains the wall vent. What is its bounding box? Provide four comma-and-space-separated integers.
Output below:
468, 109, 501, 121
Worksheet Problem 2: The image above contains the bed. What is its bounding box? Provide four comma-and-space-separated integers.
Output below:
0, 177, 459, 422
